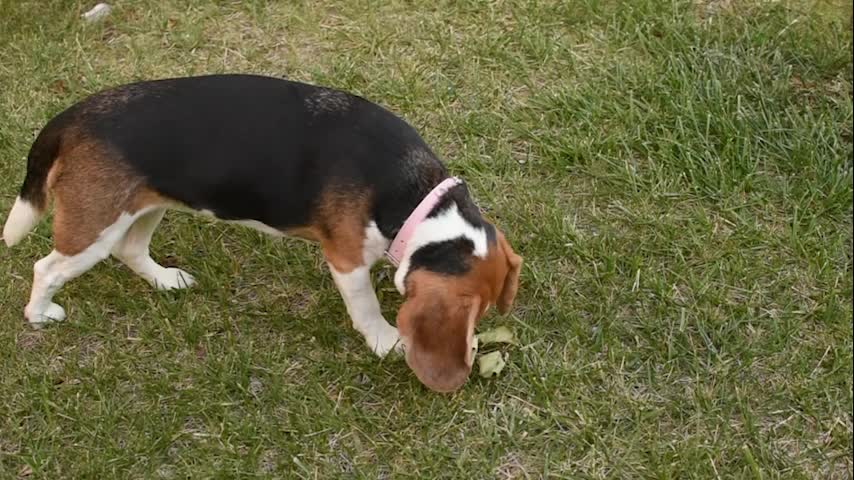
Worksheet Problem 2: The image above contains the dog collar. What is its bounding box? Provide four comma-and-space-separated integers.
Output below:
385, 177, 463, 266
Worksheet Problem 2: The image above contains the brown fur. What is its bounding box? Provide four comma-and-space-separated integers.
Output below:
47, 135, 164, 255
314, 189, 373, 273
496, 234, 523, 313
397, 232, 522, 392
396, 273, 480, 392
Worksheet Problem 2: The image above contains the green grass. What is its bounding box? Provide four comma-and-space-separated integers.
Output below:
1, 0, 851, 478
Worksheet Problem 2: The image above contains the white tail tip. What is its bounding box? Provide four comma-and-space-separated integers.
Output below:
3, 197, 41, 247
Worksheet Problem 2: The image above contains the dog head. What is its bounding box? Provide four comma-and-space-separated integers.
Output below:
397, 231, 522, 393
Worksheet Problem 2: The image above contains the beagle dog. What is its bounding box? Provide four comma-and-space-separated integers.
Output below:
2, 74, 522, 393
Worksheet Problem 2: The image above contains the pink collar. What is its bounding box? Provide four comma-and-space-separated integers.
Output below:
385, 177, 463, 266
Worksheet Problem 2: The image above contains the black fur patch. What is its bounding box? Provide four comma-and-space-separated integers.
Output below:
409, 237, 475, 275
21, 74, 497, 283
402, 182, 498, 280
35, 74, 448, 233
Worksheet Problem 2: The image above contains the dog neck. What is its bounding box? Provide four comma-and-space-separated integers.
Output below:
391, 182, 493, 295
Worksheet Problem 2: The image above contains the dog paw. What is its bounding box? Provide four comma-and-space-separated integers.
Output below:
365, 323, 403, 358
25, 302, 66, 327
153, 268, 196, 290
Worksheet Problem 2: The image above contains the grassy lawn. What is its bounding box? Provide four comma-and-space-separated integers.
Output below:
1, 0, 851, 478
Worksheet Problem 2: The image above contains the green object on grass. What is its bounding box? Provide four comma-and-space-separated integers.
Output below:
476, 326, 518, 346
478, 351, 507, 378
473, 327, 517, 379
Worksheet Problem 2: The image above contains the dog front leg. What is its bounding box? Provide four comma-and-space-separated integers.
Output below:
328, 264, 401, 357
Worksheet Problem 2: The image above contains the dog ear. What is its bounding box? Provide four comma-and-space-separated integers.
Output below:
496, 234, 522, 314
397, 285, 479, 393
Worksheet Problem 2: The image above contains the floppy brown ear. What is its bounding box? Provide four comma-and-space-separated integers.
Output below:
497, 235, 522, 314
397, 290, 479, 393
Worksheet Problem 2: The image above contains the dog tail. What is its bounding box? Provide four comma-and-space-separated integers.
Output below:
3, 120, 64, 247
3, 197, 43, 247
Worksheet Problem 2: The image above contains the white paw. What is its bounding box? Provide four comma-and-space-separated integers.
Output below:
364, 323, 403, 358
153, 268, 196, 290
25, 302, 66, 327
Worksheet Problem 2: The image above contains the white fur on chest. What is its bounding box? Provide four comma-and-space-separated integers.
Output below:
362, 221, 390, 264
